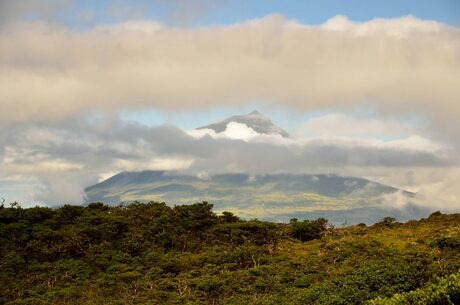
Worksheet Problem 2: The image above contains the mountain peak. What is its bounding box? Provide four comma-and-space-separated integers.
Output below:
197, 111, 289, 137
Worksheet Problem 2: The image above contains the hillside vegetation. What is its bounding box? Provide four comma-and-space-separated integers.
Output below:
0, 202, 459, 305
84, 172, 419, 225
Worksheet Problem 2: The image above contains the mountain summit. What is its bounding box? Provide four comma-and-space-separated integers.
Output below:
197, 110, 289, 137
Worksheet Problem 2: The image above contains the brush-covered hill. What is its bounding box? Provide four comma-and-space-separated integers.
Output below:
0, 202, 459, 305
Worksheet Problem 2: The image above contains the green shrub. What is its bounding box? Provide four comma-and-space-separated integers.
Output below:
367, 271, 460, 305
290, 218, 329, 242
431, 236, 460, 251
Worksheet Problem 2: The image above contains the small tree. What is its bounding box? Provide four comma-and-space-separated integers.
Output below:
290, 218, 329, 242
220, 211, 239, 223
378, 216, 397, 227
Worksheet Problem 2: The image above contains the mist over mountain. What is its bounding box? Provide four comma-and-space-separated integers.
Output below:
197, 110, 290, 138
82, 111, 430, 225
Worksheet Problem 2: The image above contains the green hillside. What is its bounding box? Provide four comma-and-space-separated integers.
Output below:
85, 172, 423, 225
0, 202, 459, 305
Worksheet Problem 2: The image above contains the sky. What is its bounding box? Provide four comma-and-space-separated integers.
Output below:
0, 0, 460, 211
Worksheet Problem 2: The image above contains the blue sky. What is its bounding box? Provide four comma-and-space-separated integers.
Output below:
46, 0, 460, 27
119, 103, 318, 132
173, 0, 460, 26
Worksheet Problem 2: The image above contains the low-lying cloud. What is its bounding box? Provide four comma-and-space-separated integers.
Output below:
0, 115, 458, 210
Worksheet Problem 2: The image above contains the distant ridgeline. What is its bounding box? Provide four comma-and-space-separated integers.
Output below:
0, 202, 459, 304
85, 171, 426, 225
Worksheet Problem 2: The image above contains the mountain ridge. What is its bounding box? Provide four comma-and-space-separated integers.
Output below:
84, 171, 420, 224
197, 110, 290, 137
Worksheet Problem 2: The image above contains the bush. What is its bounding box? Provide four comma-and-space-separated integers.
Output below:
377, 217, 397, 227
290, 218, 329, 242
431, 236, 460, 251
367, 271, 460, 305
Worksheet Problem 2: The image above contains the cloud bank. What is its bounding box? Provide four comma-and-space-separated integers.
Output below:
1, 15, 459, 134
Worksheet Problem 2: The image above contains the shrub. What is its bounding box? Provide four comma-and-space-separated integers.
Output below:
367, 271, 460, 305
377, 217, 397, 227
431, 236, 460, 251
290, 218, 329, 242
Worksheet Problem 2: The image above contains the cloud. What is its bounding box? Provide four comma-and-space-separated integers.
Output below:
152, 0, 225, 25
0, 115, 456, 207
299, 113, 416, 139
0, 0, 73, 26
1, 15, 459, 139
380, 190, 411, 209
400, 168, 460, 212
114, 157, 194, 171
0, 0, 226, 28
0, 14, 459, 212
189, 122, 271, 141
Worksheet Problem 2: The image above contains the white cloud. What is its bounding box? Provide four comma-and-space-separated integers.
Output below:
1, 160, 83, 173
189, 122, 263, 141
97, 171, 119, 183
403, 168, 460, 212
300, 113, 416, 139
114, 157, 194, 171
383, 135, 443, 153
187, 128, 218, 139
220, 122, 260, 141
196, 171, 210, 180
380, 190, 411, 209
297, 113, 445, 155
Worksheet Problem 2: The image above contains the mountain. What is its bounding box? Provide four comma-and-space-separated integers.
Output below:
197, 110, 290, 137
84, 171, 422, 225
84, 113, 427, 224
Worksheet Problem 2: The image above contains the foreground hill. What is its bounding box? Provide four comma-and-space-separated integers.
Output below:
85, 172, 422, 225
0, 202, 458, 305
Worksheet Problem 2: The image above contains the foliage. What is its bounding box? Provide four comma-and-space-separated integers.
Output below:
367, 270, 460, 305
289, 217, 330, 241
431, 236, 460, 251
376, 217, 397, 227
0, 202, 459, 305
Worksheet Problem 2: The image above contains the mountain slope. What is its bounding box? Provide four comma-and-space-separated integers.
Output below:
197, 110, 290, 137
84, 171, 420, 224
